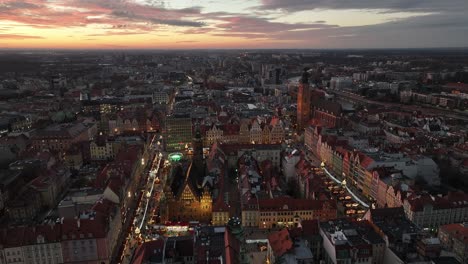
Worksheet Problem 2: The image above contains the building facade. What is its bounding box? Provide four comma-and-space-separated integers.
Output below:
242, 197, 337, 228
403, 192, 468, 228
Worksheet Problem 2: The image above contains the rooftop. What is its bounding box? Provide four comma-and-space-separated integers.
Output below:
439, 223, 468, 244
267, 229, 293, 257
366, 207, 419, 244
320, 218, 385, 247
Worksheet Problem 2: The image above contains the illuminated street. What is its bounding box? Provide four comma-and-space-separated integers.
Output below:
119, 150, 163, 263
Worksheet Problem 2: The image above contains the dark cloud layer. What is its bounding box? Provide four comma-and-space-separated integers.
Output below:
260, 0, 468, 12
254, 0, 468, 48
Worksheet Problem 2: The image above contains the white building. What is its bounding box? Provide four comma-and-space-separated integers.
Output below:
238, 146, 282, 168
353, 73, 368, 82
330, 77, 353, 90
403, 192, 468, 228
363, 153, 440, 186
282, 149, 301, 181
348, 137, 370, 150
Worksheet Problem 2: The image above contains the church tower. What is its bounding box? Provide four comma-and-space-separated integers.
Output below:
297, 68, 311, 131
193, 122, 204, 166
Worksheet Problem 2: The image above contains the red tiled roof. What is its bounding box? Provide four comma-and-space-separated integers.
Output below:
132, 240, 165, 264
106, 178, 123, 196
439, 223, 468, 244
360, 155, 375, 169
94, 163, 126, 189
22, 224, 63, 245
92, 198, 117, 216
0, 226, 27, 247
225, 229, 240, 264
444, 82, 468, 90
61, 213, 107, 239
115, 145, 142, 164
301, 219, 320, 236
455, 143, 468, 151
267, 229, 293, 257
1, 211, 112, 247
217, 112, 231, 124
223, 123, 239, 136
269, 116, 280, 127
406, 192, 468, 212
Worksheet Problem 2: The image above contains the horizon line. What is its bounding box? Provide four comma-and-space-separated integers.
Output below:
1, 46, 468, 52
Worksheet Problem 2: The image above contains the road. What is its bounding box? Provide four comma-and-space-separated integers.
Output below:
119, 150, 166, 264
297, 143, 371, 216
109, 134, 164, 264
111, 153, 152, 264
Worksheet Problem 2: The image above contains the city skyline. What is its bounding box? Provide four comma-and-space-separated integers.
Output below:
1, 0, 467, 49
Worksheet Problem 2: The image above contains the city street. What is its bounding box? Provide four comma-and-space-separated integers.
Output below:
119, 149, 166, 264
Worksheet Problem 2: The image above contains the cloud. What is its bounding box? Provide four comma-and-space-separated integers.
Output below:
87, 31, 148, 36
0, 0, 207, 30
259, 0, 468, 13
248, 0, 468, 48
268, 11, 468, 48
0, 0, 466, 48
216, 16, 338, 34
0, 1, 40, 11
211, 33, 270, 39
183, 28, 212, 34
0, 34, 43, 39
111, 10, 205, 27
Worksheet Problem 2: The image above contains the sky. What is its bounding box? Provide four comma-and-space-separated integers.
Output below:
0, 0, 467, 49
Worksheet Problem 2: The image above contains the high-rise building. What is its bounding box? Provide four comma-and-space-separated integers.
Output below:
297, 69, 311, 130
